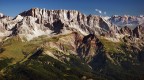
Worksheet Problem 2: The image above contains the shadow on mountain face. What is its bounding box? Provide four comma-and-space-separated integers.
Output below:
28, 48, 43, 59
77, 34, 94, 58
52, 20, 64, 34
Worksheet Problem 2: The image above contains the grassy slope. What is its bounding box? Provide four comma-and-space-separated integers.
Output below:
97, 37, 144, 80
0, 33, 74, 65
0, 39, 38, 63
0, 37, 25, 64
99, 37, 125, 54
4, 54, 106, 80
0, 34, 107, 80
1, 34, 143, 80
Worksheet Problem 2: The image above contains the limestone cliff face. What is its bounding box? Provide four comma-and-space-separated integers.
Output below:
18, 8, 118, 39
0, 8, 144, 42
0, 14, 13, 40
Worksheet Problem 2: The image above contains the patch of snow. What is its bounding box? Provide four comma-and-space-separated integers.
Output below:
15, 15, 23, 21
102, 16, 110, 21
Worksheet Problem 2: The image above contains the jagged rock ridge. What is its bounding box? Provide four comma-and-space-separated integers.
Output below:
109, 15, 144, 28
0, 8, 121, 41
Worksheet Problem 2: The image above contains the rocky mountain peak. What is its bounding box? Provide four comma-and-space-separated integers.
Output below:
133, 25, 144, 38
20, 8, 79, 17
120, 26, 133, 35
0, 8, 143, 42
14, 8, 120, 41
19, 8, 81, 23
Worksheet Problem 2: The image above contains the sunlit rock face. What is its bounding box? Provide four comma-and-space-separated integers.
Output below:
0, 8, 144, 42
18, 8, 119, 40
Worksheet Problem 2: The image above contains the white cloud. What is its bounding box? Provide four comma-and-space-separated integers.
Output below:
95, 9, 102, 14
95, 9, 107, 15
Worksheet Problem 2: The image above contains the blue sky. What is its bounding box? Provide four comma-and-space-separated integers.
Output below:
0, 0, 144, 17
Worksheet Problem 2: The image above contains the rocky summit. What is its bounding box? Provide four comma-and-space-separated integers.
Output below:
0, 8, 144, 80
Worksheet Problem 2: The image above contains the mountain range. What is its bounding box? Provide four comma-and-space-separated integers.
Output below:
0, 8, 144, 80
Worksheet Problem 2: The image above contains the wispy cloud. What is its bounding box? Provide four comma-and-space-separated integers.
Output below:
95, 9, 102, 14
95, 9, 107, 15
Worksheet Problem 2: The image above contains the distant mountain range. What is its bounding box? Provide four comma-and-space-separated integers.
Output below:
109, 15, 144, 28
0, 8, 144, 80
